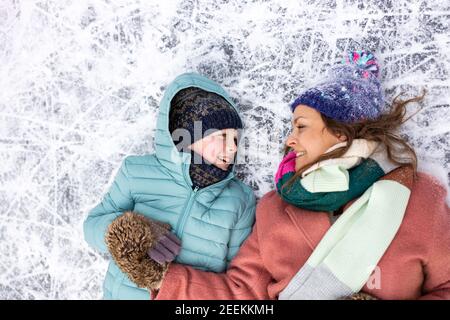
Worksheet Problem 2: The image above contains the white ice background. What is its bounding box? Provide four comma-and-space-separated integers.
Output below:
0, 0, 449, 299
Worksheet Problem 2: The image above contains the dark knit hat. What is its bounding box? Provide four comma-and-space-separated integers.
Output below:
291, 50, 384, 123
169, 87, 243, 150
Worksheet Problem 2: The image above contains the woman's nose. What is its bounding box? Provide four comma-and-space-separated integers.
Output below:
286, 134, 297, 148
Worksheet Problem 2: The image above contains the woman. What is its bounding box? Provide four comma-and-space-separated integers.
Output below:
106, 51, 450, 300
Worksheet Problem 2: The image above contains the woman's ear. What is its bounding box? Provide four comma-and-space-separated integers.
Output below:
337, 133, 348, 142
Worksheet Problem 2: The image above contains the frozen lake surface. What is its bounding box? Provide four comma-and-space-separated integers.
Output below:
0, 0, 449, 299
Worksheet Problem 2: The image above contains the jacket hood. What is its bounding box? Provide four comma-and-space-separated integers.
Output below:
154, 72, 242, 187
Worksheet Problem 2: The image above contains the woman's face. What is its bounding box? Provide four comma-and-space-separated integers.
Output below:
189, 128, 238, 171
285, 105, 346, 172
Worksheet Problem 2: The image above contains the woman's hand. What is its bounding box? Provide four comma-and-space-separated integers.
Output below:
339, 292, 378, 300
105, 211, 177, 290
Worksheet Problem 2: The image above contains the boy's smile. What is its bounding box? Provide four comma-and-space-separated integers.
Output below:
189, 128, 239, 171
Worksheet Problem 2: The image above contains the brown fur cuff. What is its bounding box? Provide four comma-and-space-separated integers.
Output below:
105, 211, 169, 290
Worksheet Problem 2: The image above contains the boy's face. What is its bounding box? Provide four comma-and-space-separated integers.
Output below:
188, 129, 238, 171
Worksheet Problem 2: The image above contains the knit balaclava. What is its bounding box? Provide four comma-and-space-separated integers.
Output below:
291, 50, 384, 123
169, 87, 243, 189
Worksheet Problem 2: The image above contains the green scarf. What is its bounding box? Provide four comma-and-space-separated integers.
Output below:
274, 140, 397, 212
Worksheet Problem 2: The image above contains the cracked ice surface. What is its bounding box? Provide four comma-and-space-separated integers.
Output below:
0, 0, 449, 299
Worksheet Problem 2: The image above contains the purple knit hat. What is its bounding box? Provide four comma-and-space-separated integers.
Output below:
291, 50, 384, 123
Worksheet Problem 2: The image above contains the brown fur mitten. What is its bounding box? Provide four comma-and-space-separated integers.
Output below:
339, 292, 379, 300
105, 211, 170, 290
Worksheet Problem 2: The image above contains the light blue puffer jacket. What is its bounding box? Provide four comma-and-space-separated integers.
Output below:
83, 73, 256, 300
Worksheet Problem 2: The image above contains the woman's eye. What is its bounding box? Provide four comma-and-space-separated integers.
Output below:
296, 125, 305, 129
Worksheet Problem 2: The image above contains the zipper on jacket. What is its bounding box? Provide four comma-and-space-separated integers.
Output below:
175, 186, 199, 238
175, 158, 235, 239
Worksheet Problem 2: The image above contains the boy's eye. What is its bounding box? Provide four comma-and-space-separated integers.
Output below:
213, 134, 224, 140
296, 125, 306, 129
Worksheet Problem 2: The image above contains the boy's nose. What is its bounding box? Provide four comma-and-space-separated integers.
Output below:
225, 136, 238, 153
227, 143, 237, 153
